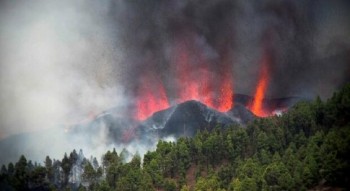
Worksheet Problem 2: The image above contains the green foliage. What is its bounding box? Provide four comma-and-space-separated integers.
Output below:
180, 184, 190, 191
96, 180, 110, 191
81, 161, 102, 188
45, 155, 54, 184
194, 175, 220, 191
1, 165, 7, 175
1, 84, 349, 190
102, 148, 121, 188
29, 166, 50, 190
163, 179, 177, 191
217, 164, 235, 188
13, 155, 29, 190
263, 162, 293, 190
61, 153, 70, 186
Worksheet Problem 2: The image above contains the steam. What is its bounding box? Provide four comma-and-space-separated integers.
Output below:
0, 0, 350, 164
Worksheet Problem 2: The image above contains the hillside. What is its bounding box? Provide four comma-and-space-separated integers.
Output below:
0, 84, 350, 191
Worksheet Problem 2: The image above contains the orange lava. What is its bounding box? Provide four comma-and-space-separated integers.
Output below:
217, 47, 234, 112
250, 51, 270, 117
134, 37, 235, 120
217, 74, 233, 112
174, 37, 233, 112
135, 74, 170, 120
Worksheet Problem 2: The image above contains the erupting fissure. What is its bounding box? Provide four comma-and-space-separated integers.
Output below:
249, 48, 271, 117
217, 48, 234, 112
135, 74, 170, 120
174, 38, 234, 113
250, 66, 268, 117
217, 74, 233, 112
134, 36, 278, 120
134, 39, 235, 121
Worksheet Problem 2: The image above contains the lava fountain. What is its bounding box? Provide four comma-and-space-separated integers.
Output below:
216, 44, 234, 112
134, 35, 236, 120
249, 47, 271, 117
173, 36, 234, 112
135, 73, 170, 120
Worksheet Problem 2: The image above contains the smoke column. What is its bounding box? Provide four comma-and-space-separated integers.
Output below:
114, 0, 350, 119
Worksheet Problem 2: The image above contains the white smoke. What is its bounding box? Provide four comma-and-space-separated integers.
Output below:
0, 0, 129, 164
0, 0, 123, 136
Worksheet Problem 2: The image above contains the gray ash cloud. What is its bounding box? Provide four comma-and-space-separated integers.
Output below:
111, 0, 350, 99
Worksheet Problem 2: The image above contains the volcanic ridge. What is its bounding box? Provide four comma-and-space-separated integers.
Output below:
68, 95, 301, 145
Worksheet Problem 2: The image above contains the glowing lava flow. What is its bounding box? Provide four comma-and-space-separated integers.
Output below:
217, 48, 234, 112
176, 45, 201, 103
175, 39, 213, 106
217, 73, 233, 112
135, 37, 235, 120
199, 65, 215, 108
250, 52, 270, 117
174, 38, 233, 112
135, 74, 170, 120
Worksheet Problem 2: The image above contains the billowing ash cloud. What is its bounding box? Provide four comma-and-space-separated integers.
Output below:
0, 0, 349, 164
113, 0, 350, 99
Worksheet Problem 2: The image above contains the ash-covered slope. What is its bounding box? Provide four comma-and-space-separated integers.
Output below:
69, 113, 139, 144
141, 100, 240, 138
227, 103, 256, 124
0, 95, 301, 165
68, 98, 266, 144
66, 95, 301, 144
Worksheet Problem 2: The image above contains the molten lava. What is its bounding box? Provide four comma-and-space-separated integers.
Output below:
216, 48, 234, 112
250, 51, 270, 117
134, 37, 235, 120
135, 74, 170, 120
175, 40, 214, 106
199, 66, 215, 108
217, 73, 233, 112
176, 44, 201, 103
174, 37, 233, 112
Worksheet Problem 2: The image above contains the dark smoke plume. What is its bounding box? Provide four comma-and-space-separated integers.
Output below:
113, 0, 350, 101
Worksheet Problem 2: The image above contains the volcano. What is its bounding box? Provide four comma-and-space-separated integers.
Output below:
0, 94, 301, 165
65, 94, 300, 145
140, 100, 240, 138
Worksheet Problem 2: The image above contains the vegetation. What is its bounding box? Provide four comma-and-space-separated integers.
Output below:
1, 84, 350, 190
